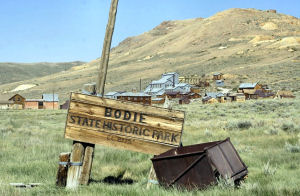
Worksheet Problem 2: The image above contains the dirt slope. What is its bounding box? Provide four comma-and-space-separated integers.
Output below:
0, 8, 299, 101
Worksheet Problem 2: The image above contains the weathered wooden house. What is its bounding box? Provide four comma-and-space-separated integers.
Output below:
9, 94, 26, 109
117, 92, 152, 105
179, 97, 190, 104
204, 92, 225, 103
238, 82, 262, 99
151, 97, 165, 104
213, 72, 223, 80
104, 91, 125, 99
226, 93, 246, 102
202, 96, 218, 104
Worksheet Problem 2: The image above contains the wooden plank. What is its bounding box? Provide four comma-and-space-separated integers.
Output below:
69, 101, 183, 131
66, 142, 84, 188
79, 143, 95, 185
71, 93, 184, 119
65, 93, 185, 154
56, 152, 70, 187
65, 126, 176, 155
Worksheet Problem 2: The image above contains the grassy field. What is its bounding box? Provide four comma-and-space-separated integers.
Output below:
0, 97, 300, 195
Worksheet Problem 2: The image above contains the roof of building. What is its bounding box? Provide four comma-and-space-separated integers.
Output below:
213, 72, 223, 76
105, 91, 124, 96
205, 92, 224, 98
151, 76, 173, 85
119, 92, 151, 97
202, 96, 213, 101
144, 87, 164, 93
239, 82, 258, 89
26, 99, 44, 102
42, 94, 59, 102
9, 94, 25, 100
152, 98, 164, 101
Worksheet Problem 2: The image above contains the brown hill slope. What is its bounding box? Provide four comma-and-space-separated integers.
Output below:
0, 8, 299, 101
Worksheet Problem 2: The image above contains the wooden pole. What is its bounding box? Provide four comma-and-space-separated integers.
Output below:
66, 142, 85, 188
56, 152, 71, 187
96, 0, 119, 95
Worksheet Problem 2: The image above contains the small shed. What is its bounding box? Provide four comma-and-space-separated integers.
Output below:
213, 73, 223, 80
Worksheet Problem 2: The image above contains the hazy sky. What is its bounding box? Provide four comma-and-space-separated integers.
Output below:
0, 0, 299, 63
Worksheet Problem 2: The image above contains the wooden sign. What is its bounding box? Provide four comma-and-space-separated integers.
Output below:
65, 93, 185, 155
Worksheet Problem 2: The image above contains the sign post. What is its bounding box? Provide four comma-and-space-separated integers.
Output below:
65, 93, 184, 155
64, 0, 119, 189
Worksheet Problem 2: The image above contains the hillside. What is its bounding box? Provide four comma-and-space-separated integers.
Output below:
0, 8, 299, 101
0, 61, 85, 85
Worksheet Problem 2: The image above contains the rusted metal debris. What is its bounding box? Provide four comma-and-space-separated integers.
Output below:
151, 138, 248, 190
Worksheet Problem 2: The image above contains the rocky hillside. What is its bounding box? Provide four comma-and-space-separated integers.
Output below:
0, 8, 299, 101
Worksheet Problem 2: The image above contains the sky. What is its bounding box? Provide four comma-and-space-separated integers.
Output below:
0, 0, 299, 63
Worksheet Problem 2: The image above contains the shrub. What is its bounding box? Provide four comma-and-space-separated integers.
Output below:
285, 142, 300, 153
237, 121, 252, 129
267, 128, 279, 135
263, 161, 277, 176
281, 123, 299, 133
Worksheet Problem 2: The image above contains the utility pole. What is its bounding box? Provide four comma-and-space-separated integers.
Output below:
96, 0, 119, 96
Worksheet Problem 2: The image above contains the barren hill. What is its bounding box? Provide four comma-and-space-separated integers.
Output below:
0, 8, 299, 101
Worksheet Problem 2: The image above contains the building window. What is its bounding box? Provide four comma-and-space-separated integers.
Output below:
134, 97, 137, 101
17, 98, 20, 101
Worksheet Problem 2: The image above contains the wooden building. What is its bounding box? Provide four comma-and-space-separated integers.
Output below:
213, 73, 223, 80
9, 94, 25, 109
151, 97, 165, 105
238, 82, 262, 99
165, 92, 180, 99
190, 87, 201, 94
202, 96, 218, 104
226, 93, 246, 102
179, 97, 190, 105
117, 92, 151, 105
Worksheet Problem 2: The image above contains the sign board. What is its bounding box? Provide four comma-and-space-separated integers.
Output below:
65, 93, 185, 155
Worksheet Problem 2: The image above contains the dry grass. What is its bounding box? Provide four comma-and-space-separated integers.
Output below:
0, 97, 299, 195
